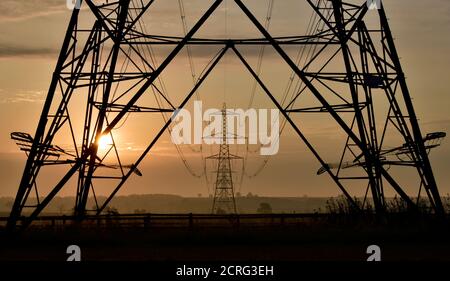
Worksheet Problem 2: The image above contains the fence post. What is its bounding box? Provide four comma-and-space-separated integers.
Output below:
144, 214, 151, 229
188, 213, 193, 229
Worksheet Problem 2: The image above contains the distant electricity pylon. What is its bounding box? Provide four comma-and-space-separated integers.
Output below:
206, 104, 242, 214
8, 0, 447, 230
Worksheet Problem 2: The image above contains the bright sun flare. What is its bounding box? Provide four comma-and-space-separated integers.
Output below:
98, 134, 113, 150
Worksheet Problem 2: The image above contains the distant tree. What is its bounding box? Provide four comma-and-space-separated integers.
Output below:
235, 192, 241, 198
215, 207, 226, 214
5, 200, 13, 208
246, 192, 253, 198
57, 204, 65, 215
257, 202, 272, 214
105, 206, 119, 215
198, 193, 202, 198
134, 208, 146, 214
446, 194, 450, 213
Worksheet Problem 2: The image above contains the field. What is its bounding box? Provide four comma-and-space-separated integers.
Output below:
1, 213, 450, 261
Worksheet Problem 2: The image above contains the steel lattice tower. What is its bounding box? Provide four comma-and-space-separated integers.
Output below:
207, 104, 241, 214
7, 0, 446, 230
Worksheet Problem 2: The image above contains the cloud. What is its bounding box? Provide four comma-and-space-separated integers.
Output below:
421, 119, 450, 127
0, 90, 45, 104
0, 0, 68, 22
0, 44, 58, 58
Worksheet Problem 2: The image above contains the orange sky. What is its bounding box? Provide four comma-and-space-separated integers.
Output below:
0, 0, 450, 199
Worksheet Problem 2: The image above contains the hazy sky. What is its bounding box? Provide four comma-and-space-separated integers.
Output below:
0, 0, 450, 200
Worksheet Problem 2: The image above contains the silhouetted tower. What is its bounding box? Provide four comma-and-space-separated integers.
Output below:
207, 104, 241, 214
7, 0, 447, 230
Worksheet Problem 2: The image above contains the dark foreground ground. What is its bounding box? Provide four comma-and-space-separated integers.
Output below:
0, 214, 450, 261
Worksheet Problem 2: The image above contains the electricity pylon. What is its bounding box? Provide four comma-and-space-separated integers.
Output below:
8, 0, 446, 230
206, 104, 242, 214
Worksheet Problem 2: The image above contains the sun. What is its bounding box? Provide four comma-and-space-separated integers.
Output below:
98, 134, 113, 151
